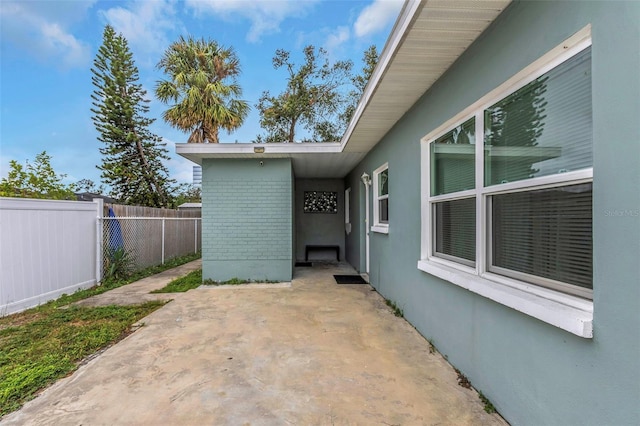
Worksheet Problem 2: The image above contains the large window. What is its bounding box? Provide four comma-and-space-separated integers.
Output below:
430, 118, 476, 265
421, 39, 593, 301
372, 163, 389, 233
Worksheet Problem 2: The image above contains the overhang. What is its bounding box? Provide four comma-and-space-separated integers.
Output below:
176, 143, 366, 178
176, 0, 511, 177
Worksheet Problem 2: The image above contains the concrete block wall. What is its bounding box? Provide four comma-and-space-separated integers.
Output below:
201, 158, 293, 281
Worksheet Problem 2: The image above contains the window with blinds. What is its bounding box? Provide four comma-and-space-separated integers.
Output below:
373, 163, 389, 230
434, 197, 476, 266
484, 47, 592, 186
424, 43, 593, 299
378, 168, 389, 224
490, 183, 592, 297
431, 118, 476, 196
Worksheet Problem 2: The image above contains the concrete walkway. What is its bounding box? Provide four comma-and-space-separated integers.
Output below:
2, 262, 507, 425
74, 259, 202, 307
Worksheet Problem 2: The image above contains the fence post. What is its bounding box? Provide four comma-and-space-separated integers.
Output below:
94, 198, 104, 284
161, 217, 165, 264
194, 218, 198, 253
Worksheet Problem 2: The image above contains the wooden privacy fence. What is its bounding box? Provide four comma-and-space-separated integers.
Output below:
102, 203, 201, 274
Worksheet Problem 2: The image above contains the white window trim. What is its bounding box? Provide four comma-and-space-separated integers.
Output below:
372, 162, 389, 234
418, 25, 594, 338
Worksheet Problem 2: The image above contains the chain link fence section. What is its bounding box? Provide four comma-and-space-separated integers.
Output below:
102, 217, 201, 277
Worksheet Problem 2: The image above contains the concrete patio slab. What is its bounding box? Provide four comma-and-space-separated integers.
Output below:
2, 262, 507, 425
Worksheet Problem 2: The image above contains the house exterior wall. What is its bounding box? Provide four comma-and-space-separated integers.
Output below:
294, 179, 345, 261
345, 2, 639, 425
201, 158, 293, 282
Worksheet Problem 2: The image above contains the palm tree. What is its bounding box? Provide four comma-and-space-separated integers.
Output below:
155, 36, 249, 143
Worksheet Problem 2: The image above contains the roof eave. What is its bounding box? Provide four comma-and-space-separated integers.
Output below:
339, 0, 425, 152
340, 0, 512, 154
176, 142, 343, 164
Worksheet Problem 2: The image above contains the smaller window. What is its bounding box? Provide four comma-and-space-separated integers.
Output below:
372, 163, 389, 233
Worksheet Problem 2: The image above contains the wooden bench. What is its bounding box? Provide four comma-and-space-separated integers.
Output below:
305, 245, 340, 261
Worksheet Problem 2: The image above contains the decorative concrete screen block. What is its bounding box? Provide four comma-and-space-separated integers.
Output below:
304, 191, 337, 214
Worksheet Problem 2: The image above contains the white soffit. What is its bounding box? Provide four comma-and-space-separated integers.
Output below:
175, 143, 366, 178
341, 0, 512, 153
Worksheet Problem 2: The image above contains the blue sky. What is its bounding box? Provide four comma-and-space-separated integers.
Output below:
0, 0, 402, 187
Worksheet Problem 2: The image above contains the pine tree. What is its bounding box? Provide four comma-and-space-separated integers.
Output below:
91, 25, 173, 207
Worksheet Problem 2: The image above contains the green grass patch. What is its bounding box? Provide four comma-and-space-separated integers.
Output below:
151, 269, 202, 293
0, 301, 164, 416
479, 391, 497, 414
385, 299, 404, 318
203, 277, 281, 286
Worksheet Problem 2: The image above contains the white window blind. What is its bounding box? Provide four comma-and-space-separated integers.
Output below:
434, 197, 476, 265
490, 183, 592, 294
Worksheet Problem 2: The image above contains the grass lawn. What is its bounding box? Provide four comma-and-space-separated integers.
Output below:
0, 302, 164, 416
0, 251, 201, 417
151, 269, 202, 293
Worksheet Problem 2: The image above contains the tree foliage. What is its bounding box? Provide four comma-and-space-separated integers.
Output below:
0, 151, 75, 199
156, 36, 249, 143
170, 183, 202, 208
75, 179, 107, 195
91, 25, 173, 208
256, 45, 353, 143
341, 45, 379, 128
485, 76, 548, 182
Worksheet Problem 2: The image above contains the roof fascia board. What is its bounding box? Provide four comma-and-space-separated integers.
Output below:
175, 142, 343, 157
339, 0, 425, 151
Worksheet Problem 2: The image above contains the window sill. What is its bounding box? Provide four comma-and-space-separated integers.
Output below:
371, 225, 389, 234
417, 259, 593, 338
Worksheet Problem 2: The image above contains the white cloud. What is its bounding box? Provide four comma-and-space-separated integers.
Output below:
41, 22, 91, 67
100, 1, 181, 60
185, 0, 318, 43
318, 0, 402, 54
0, 1, 93, 68
324, 26, 351, 53
354, 0, 403, 39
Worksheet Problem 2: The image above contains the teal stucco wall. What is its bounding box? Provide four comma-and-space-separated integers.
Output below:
345, 2, 640, 425
201, 158, 293, 282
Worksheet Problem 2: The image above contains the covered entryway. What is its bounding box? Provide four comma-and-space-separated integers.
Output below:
294, 178, 345, 262
177, 143, 369, 281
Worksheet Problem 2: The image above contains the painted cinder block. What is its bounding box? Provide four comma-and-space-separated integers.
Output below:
201, 158, 293, 281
